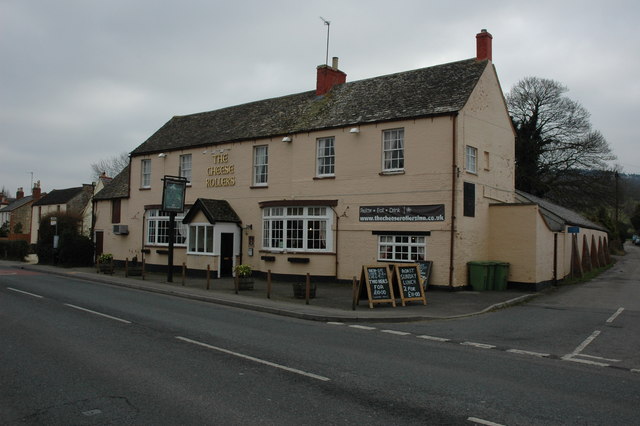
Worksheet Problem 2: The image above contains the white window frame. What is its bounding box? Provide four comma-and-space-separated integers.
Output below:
187, 223, 214, 254
253, 145, 268, 186
377, 235, 426, 262
316, 137, 335, 177
145, 209, 187, 246
262, 206, 333, 252
141, 159, 151, 188
382, 128, 405, 172
466, 145, 478, 174
179, 154, 192, 183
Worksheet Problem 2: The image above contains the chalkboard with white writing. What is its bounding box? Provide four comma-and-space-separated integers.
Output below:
394, 264, 427, 306
358, 265, 396, 309
417, 260, 433, 289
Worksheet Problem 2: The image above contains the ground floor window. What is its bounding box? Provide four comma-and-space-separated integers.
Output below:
145, 209, 186, 246
378, 235, 426, 262
262, 206, 332, 252
188, 224, 214, 254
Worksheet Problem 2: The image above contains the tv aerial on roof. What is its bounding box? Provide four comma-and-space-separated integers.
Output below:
319, 16, 330, 66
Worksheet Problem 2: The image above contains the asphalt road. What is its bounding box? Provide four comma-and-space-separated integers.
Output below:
1, 249, 639, 425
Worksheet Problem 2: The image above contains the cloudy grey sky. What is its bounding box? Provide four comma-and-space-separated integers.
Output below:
1, 0, 638, 195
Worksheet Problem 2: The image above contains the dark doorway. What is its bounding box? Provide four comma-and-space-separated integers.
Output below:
95, 231, 104, 263
220, 232, 234, 277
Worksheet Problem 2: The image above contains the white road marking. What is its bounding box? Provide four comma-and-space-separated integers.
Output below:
175, 336, 330, 382
631, 369, 640, 374
575, 353, 620, 363
563, 357, 609, 367
381, 329, 411, 336
417, 335, 450, 342
606, 307, 625, 323
467, 416, 505, 425
507, 349, 550, 358
461, 342, 496, 349
7, 287, 43, 298
565, 330, 601, 358
326, 322, 344, 326
349, 325, 376, 330
64, 304, 131, 324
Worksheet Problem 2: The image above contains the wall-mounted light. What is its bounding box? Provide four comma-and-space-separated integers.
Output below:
349, 127, 360, 134
282, 136, 292, 142
158, 153, 167, 158
243, 224, 253, 230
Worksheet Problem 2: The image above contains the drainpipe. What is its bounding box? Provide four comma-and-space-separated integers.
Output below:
329, 206, 340, 279
448, 113, 459, 288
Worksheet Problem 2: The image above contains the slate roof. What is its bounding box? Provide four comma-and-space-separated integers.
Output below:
515, 191, 608, 232
33, 187, 88, 206
182, 198, 241, 224
0, 195, 34, 212
93, 165, 130, 200
131, 58, 489, 156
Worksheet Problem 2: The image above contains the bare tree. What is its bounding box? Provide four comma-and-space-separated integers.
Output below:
90, 152, 129, 181
506, 77, 617, 211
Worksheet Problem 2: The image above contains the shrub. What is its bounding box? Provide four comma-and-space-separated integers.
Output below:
0, 240, 29, 260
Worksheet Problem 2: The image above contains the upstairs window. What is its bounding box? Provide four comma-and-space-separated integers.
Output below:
179, 154, 192, 183
382, 128, 404, 172
253, 145, 268, 186
141, 159, 151, 188
111, 199, 121, 224
316, 137, 335, 177
465, 146, 478, 174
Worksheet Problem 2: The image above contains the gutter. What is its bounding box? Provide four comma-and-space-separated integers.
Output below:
449, 113, 459, 288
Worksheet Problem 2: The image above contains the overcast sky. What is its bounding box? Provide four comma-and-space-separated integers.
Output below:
1, 0, 638, 195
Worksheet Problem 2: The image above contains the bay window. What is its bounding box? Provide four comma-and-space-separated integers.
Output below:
145, 209, 186, 246
262, 206, 332, 252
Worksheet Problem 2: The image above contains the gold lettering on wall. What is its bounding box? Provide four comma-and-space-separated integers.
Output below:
206, 151, 236, 187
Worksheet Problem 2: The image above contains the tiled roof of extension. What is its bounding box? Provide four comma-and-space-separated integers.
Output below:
131, 58, 489, 156
515, 191, 608, 232
93, 165, 130, 200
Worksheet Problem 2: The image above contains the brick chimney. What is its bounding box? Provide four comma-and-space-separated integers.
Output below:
16, 187, 24, 200
476, 29, 493, 61
32, 181, 41, 200
316, 57, 347, 96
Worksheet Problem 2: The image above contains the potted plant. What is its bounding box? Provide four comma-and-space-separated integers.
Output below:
98, 253, 114, 274
127, 255, 143, 276
234, 264, 254, 290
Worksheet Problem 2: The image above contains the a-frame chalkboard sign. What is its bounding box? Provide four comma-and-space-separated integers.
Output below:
393, 264, 427, 306
358, 265, 396, 309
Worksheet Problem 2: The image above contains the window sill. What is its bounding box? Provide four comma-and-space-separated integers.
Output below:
313, 175, 335, 180
250, 185, 269, 189
139, 187, 151, 191
379, 170, 405, 176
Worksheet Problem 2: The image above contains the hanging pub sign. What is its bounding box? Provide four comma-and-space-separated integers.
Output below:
358, 265, 396, 309
359, 204, 445, 222
393, 264, 427, 306
162, 176, 188, 213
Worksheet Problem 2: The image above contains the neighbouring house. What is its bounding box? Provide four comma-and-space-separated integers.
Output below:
0, 183, 44, 243
92, 165, 130, 260
92, 30, 609, 291
30, 184, 94, 244
82, 172, 113, 238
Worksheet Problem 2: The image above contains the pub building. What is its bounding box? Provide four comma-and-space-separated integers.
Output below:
93, 30, 609, 290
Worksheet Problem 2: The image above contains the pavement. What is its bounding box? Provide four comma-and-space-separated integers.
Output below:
1, 259, 544, 322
